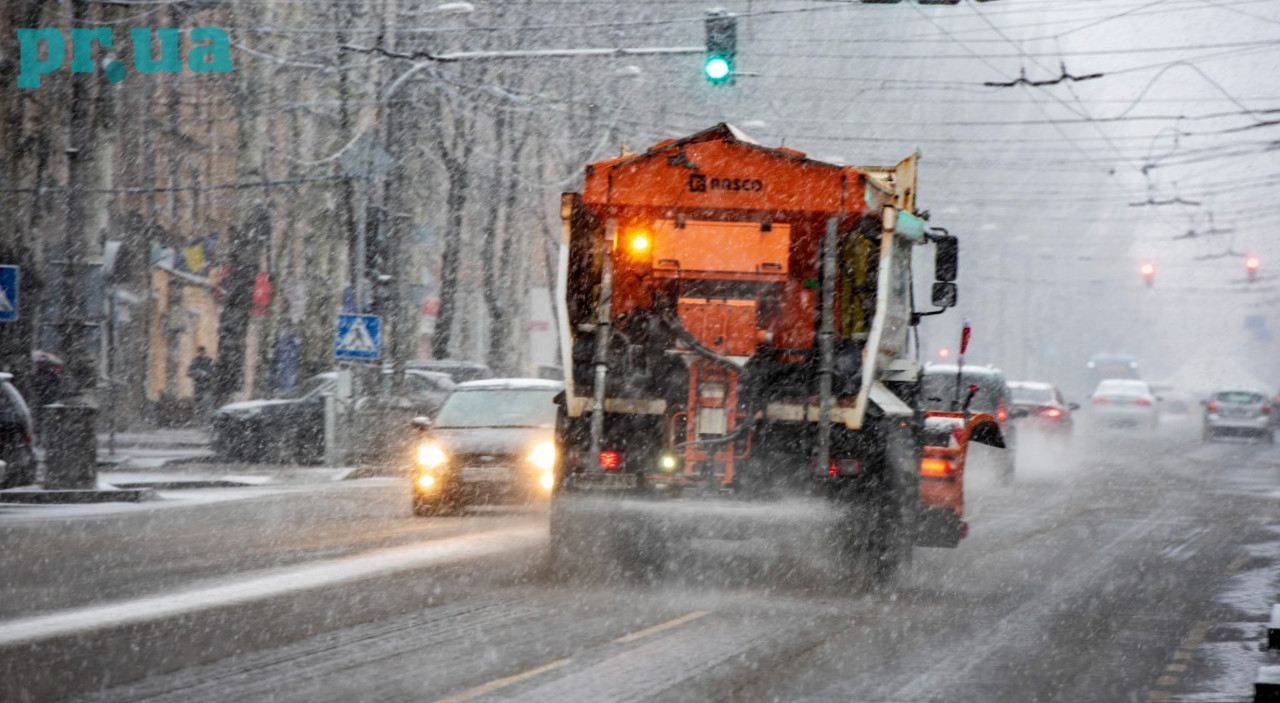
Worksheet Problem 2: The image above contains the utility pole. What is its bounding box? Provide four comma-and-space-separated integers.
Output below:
46, 0, 101, 490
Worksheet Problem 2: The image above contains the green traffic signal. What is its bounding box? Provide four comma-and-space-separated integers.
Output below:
704, 55, 731, 83
704, 10, 736, 85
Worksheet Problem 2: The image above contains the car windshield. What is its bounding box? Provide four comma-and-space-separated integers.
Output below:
1010, 386, 1053, 404
0, 382, 30, 426
433, 389, 559, 428
1214, 391, 1264, 404
1096, 380, 1149, 396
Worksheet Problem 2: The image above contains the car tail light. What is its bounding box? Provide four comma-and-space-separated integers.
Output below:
920, 457, 955, 478
599, 451, 621, 470
1263, 405, 1272, 416
1134, 398, 1151, 406
1092, 397, 1109, 405
826, 458, 863, 477
996, 401, 1007, 422
1044, 408, 1062, 418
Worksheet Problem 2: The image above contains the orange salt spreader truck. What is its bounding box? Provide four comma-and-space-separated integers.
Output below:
550, 124, 1006, 582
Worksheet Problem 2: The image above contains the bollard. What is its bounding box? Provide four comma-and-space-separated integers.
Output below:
44, 403, 98, 489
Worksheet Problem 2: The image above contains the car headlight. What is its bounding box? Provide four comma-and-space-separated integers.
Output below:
539, 472, 556, 490
527, 441, 556, 471
416, 443, 447, 469
416, 474, 436, 490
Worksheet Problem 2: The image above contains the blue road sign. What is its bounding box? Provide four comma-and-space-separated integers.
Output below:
0, 266, 18, 322
335, 313, 380, 360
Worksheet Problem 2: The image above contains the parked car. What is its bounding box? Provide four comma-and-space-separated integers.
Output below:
403, 359, 494, 383
409, 379, 562, 516
212, 370, 455, 464
0, 373, 37, 488
1088, 379, 1159, 431
921, 364, 1020, 483
1202, 389, 1273, 443
1008, 381, 1077, 441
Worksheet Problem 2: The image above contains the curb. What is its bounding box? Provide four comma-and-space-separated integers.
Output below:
0, 488, 158, 504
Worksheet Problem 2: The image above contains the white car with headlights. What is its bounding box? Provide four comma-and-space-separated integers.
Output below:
410, 379, 563, 515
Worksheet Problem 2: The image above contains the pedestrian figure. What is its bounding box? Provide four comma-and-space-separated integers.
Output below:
187, 346, 216, 424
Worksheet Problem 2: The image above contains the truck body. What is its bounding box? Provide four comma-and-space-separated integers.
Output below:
552, 124, 991, 580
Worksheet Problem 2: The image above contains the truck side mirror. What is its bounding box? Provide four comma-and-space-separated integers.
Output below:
412, 416, 432, 431
933, 234, 958, 282
931, 282, 957, 308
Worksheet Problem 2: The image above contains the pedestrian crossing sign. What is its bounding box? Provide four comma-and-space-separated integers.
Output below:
335, 313, 380, 360
0, 266, 17, 322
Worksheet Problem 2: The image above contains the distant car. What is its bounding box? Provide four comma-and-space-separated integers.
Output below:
1008, 381, 1077, 440
1202, 390, 1273, 443
1149, 383, 1192, 415
1089, 379, 1159, 431
0, 373, 37, 488
403, 359, 494, 383
212, 370, 455, 463
409, 379, 562, 516
1087, 353, 1141, 383
921, 364, 1019, 482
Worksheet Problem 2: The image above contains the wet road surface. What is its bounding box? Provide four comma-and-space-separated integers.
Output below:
3, 422, 1278, 702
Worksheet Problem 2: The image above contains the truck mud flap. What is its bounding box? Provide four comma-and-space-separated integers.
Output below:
915, 507, 967, 548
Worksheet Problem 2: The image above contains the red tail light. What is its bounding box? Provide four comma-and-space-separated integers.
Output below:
1044, 408, 1062, 418
828, 459, 838, 476
1134, 398, 1152, 406
996, 401, 1007, 422
1263, 405, 1271, 415
1092, 397, 1109, 405
599, 451, 621, 470
920, 457, 955, 478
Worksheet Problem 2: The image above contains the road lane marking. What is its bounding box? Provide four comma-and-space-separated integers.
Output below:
612, 610, 710, 643
1147, 691, 1169, 703
1165, 663, 1186, 673
0, 525, 543, 648
434, 658, 571, 703
1156, 675, 1179, 687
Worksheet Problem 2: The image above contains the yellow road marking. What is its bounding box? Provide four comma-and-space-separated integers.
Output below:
613, 610, 710, 644
1173, 650, 1192, 660
1156, 675, 1179, 687
434, 658, 571, 703
1165, 663, 1186, 673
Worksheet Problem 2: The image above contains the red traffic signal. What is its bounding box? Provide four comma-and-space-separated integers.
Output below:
1140, 262, 1155, 287
1246, 255, 1260, 282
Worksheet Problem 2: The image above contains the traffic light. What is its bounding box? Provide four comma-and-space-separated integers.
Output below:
1246, 255, 1260, 282
704, 10, 736, 84
1140, 262, 1155, 288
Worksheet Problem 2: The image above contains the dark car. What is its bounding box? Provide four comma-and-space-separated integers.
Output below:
1008, 381, 1077, 441
213, 370, 455, 464
0, 372, 37, 488
403, 359, 494, 383
409, 379, 562, 516
921, 364, 1019, 482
